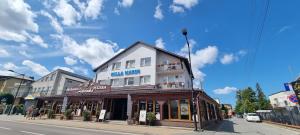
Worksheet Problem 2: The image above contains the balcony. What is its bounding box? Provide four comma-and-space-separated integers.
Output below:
156, 62, 184, 75
157, 82, 185, 89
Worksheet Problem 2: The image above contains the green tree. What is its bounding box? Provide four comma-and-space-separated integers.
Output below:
235, 87, 257, 114
256, 83, 271, 110
235, 90, 243, 114
0, 92, 14, 104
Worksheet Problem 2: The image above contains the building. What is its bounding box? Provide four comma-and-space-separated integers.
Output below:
25, 69, 90, 110
40, 41, 221, 128
0, 75, 34, 104
222, 104, 233, 118
269, 91, 298, 108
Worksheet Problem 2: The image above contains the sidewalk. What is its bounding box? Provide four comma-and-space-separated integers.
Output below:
0, 115, 198, 135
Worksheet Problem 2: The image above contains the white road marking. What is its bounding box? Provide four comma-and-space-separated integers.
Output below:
20, 131, 45, 135
0, 126, 11, 130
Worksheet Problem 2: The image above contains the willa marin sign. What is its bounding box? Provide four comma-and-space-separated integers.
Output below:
111, 69, 141, 77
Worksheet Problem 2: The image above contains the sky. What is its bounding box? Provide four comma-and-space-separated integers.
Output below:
0, 0, 299, 106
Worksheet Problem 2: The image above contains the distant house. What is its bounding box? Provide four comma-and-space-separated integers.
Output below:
269, 91, 297, 108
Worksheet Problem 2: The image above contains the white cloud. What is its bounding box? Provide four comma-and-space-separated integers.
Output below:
114, 7, 120, 15
40, 10, 63, 34
220, 53, 236, 65
19, 50, 32, 58
84, 0, 104, 19
53, 66, 74, 73
155, 38, 165, 49
0, 0, 38, 42
277, 25, 292, 34
61, 35, 119, 68
22, 60, 50, 76
170, 5, 185, 13
54, 0, 81, 26
213, 86, 238, 95
179, 41, 219, 82
170, 0, 199, 13
64, 56, 78, 65
29, 34, 48, 48
0, 48, 10, 57
154, 1, 164, 20
220, 50, 247, 65
73, 66, 89, 75
3, 62, 18, 70
118, 0, 134, 8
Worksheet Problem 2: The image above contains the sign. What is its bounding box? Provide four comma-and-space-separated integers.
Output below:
111, 69, 141, 77
61, 96, 68, 112
291, 80, 300, 105
66, 82, 111, 95
139, 110, 147, 122
99, 110, 106, 120
284, 83, 293, 91
288, 94, 298, 103
180, 103, 189, 115
155, 113, 160, 120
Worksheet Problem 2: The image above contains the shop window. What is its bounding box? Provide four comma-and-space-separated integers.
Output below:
125, 77, 134, 86
180, 99, 189, 120
140, 75, 150, 85
155, 101, 160, 116
147, 99, 153, 112
112, 62, 121, 70
111, 79, 121, 86
140, 57, 151, 67
163, 102, 169, 119
170, 100, 179, 119
139, 100, 146, 110
126, 60, 135, 69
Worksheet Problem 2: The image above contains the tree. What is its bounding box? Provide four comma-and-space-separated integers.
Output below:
235, 87, 257, 114
256, 83, 271, 110
0, 92, 14, 104
235, 90, 243, 114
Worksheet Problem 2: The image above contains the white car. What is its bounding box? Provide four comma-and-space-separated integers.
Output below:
245, 113, 261, 122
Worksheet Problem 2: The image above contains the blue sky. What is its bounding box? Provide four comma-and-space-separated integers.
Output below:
0, 0, 299, 106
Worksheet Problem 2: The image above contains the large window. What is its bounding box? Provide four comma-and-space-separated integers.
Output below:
170, 100, 179, 119
111, 79, 122, 86
140, 57, 151, 67
126, 60, 135, 69
140, 75, 150, 85
124, 77, 134, 85
180, 99, 189, 120
112, 62, 121, 70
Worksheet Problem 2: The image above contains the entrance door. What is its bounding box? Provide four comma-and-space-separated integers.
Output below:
112, 98, 127, 120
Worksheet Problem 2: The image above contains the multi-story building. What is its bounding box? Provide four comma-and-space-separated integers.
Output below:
40, 41, 221, 128
30, 69, 91, 97
269, 91, 298, 108
0, 75, 34, 104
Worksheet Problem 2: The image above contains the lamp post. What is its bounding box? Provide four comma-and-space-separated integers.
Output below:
7, 70, 25, 115
182, 28, 198, 131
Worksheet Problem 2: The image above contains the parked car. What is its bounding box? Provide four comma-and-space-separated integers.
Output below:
245, 113, 261, 122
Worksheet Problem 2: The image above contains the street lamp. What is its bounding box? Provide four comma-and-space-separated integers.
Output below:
7, 70, 25, 115
182, 28, 198, 131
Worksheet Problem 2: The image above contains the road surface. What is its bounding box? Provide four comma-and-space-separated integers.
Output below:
0, 120, 141, 135
200, 117, 300, 135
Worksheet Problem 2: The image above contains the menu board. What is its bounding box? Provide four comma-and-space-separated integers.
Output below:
139, 110, 147, 122
147, 100, 153, 112
155, 102, 160, 113
99, 109, 106, 120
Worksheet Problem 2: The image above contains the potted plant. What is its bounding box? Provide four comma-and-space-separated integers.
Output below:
95, 111, 100, 122
47, 109, 54, 119
133, 112, 139, 125
146, 112, 156, 126
83, 110, 91, 121
64, 109, 73, 120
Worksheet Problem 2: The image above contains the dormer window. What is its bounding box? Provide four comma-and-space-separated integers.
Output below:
112, 62, 121, 70
126, 60, 135, 69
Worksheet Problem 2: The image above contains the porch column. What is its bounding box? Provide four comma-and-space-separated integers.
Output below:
127, 94, 133, 123
213, 104, 218, 120
206, 102, 210, 120
196, 97, 203, 129
157, 100, 165, 120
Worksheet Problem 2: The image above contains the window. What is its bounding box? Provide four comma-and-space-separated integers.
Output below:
126, 60, 135, 69
140, 75, 150, 85
111, 79, 121, 86
162, 59, 169, 65
170, 100, 179, 119
180, 99, 189, 120
112, 62, 121, 70
124, 77, 134, 85
140, 57, 151, 67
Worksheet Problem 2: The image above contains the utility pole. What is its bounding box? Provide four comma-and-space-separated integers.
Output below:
7, 70, 25, 115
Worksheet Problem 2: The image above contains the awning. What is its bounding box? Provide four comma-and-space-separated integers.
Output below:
24, 94, 35, 100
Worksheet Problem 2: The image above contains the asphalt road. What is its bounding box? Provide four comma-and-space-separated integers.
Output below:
200, 117, 300, 135
0, 120, 141, 135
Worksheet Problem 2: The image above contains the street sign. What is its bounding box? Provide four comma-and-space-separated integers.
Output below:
288, 94, 298, 103
139, 110, 146, 122
99, 109, 106, 120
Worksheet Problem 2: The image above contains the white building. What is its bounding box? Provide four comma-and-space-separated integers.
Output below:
94, 41, 192, 89
30, 69, 91, 97
269, 91, 298, 108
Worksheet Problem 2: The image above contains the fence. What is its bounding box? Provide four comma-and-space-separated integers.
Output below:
257, 106, 300, 126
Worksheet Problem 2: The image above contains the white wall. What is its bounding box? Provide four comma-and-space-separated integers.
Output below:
96, 44, 157, 86
269, 91, 297, 108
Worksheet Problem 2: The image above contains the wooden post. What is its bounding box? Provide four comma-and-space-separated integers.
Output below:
157, 100, 165, 120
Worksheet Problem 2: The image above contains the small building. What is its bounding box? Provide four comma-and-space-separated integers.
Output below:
269, 91, 298, 108
0, 75, 34, 104
39, 41, 221, 128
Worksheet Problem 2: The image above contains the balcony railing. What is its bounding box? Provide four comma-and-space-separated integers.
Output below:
157, 82, 185, 89
157, 62, 183, 74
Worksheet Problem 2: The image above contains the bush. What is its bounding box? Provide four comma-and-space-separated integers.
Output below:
15, 104, 24, 114
0, 93, 14, 104
64, 109, 73, 120
83, 110, 91, 121
47, 109, 54, 119
146, 112, 156, 126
